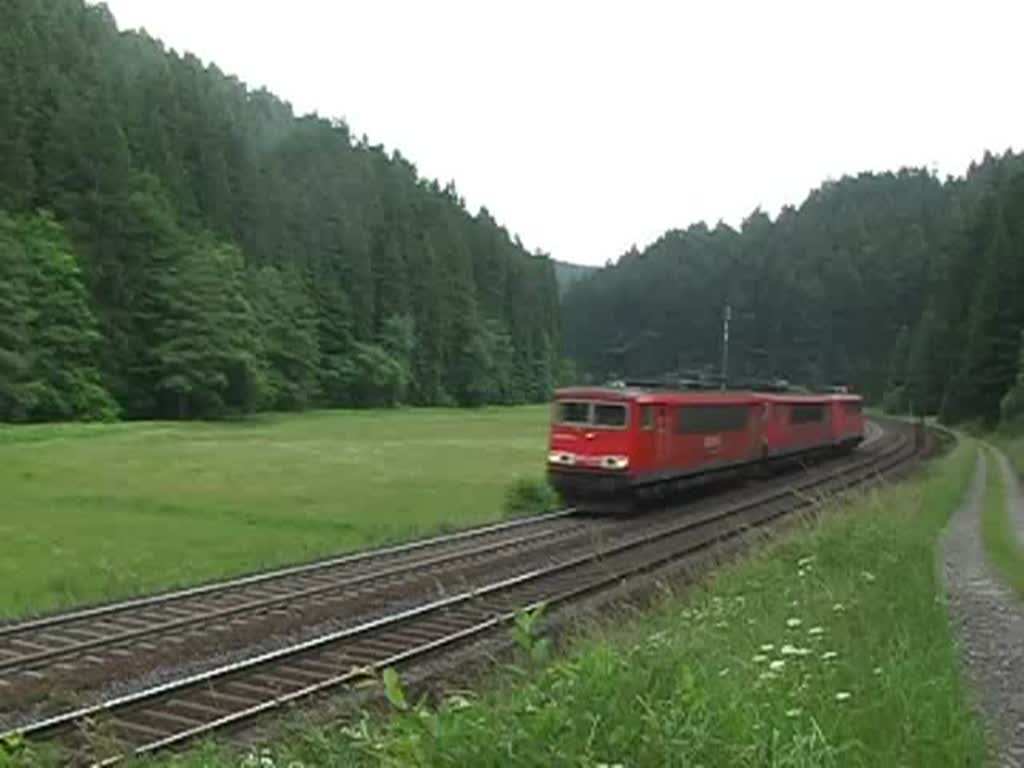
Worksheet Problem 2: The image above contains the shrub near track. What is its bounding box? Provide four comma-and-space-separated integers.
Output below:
0, 407, 549, 618
157, 441, 984, 768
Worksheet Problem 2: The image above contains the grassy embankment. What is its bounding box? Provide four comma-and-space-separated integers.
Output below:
985, 437, 1024, 596
0, 407, 549, 619
157, 439, 985, 767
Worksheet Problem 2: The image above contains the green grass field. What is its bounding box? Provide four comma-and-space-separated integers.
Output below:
983, 444, 1024, 597
145, 438, 986, 768
1003, 432, 1024, 476
0, 407, 549, 619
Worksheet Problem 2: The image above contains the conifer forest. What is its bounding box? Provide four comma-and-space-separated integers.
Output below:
2, 0, 1023, 430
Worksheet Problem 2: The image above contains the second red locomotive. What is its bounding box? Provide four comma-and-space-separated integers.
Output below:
547, 385, 863, 507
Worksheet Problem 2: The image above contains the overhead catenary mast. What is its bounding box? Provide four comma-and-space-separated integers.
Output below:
720, 304, 731, 390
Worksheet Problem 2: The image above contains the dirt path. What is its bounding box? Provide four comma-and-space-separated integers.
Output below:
941, 452, 1024, 767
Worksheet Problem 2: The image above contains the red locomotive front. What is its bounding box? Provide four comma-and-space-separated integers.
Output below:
547, 388, 640, 504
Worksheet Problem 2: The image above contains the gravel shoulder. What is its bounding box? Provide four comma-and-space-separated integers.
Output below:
942, 452, 1024, 767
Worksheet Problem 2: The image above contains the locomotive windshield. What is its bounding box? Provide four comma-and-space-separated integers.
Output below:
554, 400, 628, 428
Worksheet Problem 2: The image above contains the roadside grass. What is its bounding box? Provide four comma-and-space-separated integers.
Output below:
982, 445, 1024, 597
150, 440, 984, 767
0, 407, 549, 618
1001, 431, 1024, 477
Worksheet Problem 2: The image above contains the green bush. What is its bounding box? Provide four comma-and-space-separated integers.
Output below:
881, 385, 907, 414
503, 478, 558, 517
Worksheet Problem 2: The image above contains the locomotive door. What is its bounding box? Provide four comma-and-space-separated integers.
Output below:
655, 406, 672, 466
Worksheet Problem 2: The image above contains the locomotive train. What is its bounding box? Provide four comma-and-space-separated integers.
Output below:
547, 384, 864, 509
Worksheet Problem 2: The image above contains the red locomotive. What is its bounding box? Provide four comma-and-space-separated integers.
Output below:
547, 385, 864, 507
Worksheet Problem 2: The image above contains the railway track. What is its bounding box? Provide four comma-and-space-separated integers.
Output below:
2, 421, 920, 764
0, 425, 892, 712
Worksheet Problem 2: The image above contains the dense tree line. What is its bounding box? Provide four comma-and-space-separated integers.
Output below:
0, 0, 559, 421
562, 152, 1024, 429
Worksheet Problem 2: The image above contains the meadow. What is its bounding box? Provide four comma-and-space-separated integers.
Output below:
984, 441, 1024, 597
0, 407, 549, 618
158, 438, 986, 768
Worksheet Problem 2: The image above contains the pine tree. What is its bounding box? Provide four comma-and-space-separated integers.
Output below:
0, 216, 34, 420
942, 193, 1024, 426
0, 210, 117, 421
152, 238, 262, 419
248, 266, 319, 410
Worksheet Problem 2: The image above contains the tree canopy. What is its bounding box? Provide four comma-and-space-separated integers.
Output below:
561, 154, 1024, 429
0, 0, 559, 421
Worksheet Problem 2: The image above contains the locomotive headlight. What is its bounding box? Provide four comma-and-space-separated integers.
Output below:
601, 455, 630, 470
548, 451, 576, 466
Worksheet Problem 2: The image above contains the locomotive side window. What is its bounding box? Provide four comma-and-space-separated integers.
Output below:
593, 403, 627, 427
790, 404, 826, 424
639, 405, 654, 430
676, 405, 749, 434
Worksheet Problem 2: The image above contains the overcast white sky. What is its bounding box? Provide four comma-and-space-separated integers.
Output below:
99, 1, 1023, 266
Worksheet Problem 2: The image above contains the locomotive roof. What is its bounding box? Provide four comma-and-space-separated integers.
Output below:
553, 386, 861, 405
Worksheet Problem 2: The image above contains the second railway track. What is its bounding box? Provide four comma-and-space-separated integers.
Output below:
2, 421, 922, 764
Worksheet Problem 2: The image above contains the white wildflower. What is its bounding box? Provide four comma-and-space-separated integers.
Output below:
835, 691, 852, 701
821, 651, 839, 661
832, 602, 845, 612
861, 571, 876, 583
446, 694, 473, 711
797, 555, 816, 567
769, 659, 786, 672
753, 654, 769, 663
808, 626, 825, 636
873, 666, 883, 675
785, 708, 802, 718
759, 643, 775, 652
719, 667, 731, 676
786, 617, 802, 628
781, 644, 811, 656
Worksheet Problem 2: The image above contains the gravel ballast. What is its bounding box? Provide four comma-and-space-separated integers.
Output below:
942, 453, 1024, 767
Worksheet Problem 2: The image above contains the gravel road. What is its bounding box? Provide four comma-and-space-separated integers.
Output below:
941, 452, 1024, 767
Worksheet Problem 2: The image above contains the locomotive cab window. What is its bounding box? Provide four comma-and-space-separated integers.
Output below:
676, 404, 749, 434
593, 403, 627, 428
556, 401, 590, 424
554, 401, 628, 429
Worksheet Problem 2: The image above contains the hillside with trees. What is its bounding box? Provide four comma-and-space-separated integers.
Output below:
0, 0, 560, 421
562, 153, 1024, 429
553, 260, 597, 296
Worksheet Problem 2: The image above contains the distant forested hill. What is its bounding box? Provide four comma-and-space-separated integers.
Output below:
562, 154, 1024, 428
0, 0, 559, 421
553, 260, 597, 296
